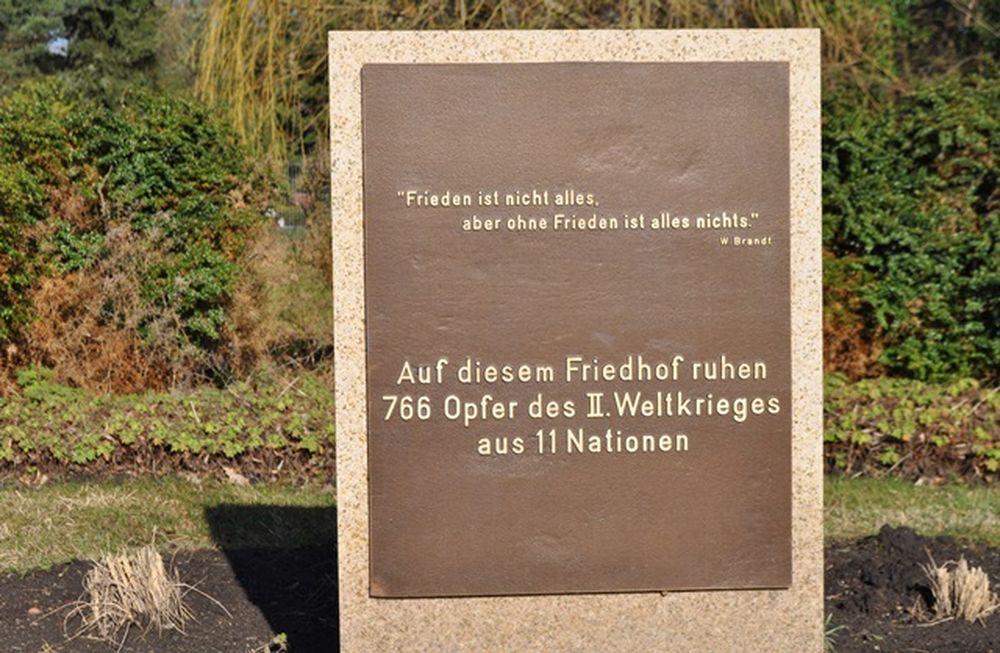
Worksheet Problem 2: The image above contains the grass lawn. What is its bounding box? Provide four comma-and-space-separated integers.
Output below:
3, 475, 999, 573
825, 476, 1000, 545
0, 478, 335, 573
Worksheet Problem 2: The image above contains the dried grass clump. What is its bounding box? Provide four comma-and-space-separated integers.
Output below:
922, 555, 1000, 624
69, 546, 192, 646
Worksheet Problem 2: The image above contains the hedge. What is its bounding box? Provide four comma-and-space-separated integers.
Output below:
822, 72, 1000, 382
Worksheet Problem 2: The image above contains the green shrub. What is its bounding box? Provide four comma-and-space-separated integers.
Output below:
823, 72, 1000, 381
0, 78, 266, 381
72, 89, 263, 346
0, 370, 334, 479
825, 375, 1000, 481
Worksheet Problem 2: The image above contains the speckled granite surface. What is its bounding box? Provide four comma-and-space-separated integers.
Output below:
330, 30, 822, 652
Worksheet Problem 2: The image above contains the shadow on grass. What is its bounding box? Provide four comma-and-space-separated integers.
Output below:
205, 504, 339, 651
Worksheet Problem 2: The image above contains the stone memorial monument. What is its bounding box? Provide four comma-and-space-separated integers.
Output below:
331, 30, 822, 651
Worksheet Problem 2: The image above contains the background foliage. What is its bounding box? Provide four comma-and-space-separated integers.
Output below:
194, 0, 328, 165
0, 0, 164, 96
0, 78, 267, 391
190, 0, 1000, 383
824, 73, 1000, 382
0, 0, 997, 481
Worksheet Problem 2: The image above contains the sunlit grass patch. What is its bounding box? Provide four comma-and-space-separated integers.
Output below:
825, 476, 1000, 545
0, 478, 334, 573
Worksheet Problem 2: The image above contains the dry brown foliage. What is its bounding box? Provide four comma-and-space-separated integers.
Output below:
22, 223, 206, 393
823, 253, 884, 380
4, 209, 330, 394
824, 304, 885, 380
26, 274, 162, 393
222, 144, 334, 379
47, 182, 96, 231
223, 221, 333, 373
219, 227, 272, 380
301, 144, 333, 288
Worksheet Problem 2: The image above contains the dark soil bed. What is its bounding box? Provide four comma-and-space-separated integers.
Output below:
5, 528, 1000, 652
1, 548, 337, 653
827, 525, 1000, 652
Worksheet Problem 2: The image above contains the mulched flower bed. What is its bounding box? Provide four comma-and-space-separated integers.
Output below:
827, 525, 1000, 652
6, 527, 1000, 651
1, 548, 337, 652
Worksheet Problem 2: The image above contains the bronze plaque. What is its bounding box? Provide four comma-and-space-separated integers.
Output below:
362, 62, 791, 598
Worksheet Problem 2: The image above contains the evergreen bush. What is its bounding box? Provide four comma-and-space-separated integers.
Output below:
0, 78, 266, 387
823, 72, 1000, 381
